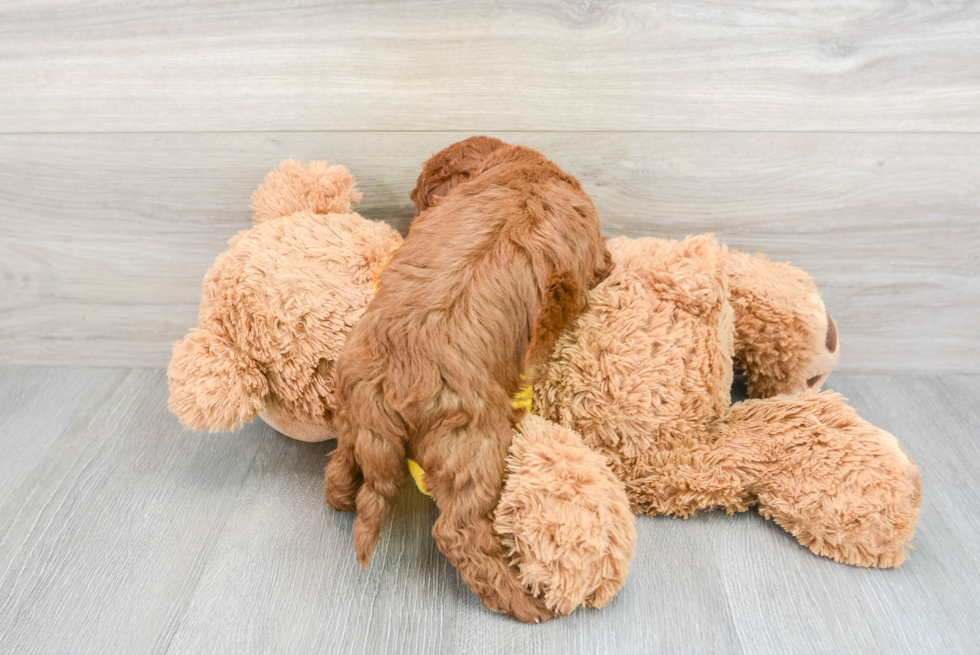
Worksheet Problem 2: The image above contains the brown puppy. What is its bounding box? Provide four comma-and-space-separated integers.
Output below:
324, 137, 612, 623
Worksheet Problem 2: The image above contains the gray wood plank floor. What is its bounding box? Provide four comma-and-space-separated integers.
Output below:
0, 367, 976, 654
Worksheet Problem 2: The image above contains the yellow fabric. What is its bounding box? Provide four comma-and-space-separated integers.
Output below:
407, 381, 533, 496
407, 458, 430, 496
511, 382, 534, 413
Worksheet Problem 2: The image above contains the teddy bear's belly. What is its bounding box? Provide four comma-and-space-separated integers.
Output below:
532, 236, 734, 504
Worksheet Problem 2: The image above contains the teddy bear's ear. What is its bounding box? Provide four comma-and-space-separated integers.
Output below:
250, 160, 363, 225
167, 328, 269, 432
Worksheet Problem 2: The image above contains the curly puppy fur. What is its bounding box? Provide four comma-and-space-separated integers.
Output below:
409, 135, 507, 214
324, 137, 612, 623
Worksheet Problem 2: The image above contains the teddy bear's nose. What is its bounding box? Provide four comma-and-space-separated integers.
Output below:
826, 313, 838, 353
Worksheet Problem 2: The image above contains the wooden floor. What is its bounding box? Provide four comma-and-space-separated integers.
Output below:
0, 367, 976, 654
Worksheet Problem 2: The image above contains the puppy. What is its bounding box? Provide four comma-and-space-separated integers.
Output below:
325, 137, 612, 622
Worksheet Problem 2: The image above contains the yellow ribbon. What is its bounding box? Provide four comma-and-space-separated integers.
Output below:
407, 458, 430, 496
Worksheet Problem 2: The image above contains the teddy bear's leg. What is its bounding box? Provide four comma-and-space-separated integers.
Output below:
710, 392, 921, 567
495, 416, 636, 617
624, 436, 757, 519
168, 328, 270, 431
725, 250, 840, 398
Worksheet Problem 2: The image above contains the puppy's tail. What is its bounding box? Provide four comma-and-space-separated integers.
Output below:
352, 431, 405, 568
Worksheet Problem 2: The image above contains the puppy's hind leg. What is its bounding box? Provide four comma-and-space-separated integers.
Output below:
324, 433, 362, 512
352, 426, 407, 568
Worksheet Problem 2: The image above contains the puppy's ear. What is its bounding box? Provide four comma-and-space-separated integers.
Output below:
409, 169, 454, 215
525, 268, 581, 376
411, 136, 508, 214
593, 246, 614, 288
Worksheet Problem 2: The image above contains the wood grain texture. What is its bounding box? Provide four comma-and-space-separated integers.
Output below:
0, 368, 978, 654
1, 0, 979, 133
1, 132, 977, 371
716, 374, 980, 654
0, 368, 268, 654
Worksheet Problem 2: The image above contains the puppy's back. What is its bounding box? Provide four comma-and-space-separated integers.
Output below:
327, 142, 609, 623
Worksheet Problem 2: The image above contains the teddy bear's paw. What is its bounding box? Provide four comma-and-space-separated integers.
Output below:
760, 461, 920, 568
494, 416, 636, 616
751, 393, 921, 568
250, 160, 363, 224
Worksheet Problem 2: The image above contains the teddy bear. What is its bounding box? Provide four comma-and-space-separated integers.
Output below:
168, 160, 636, 617
533, 233, 920, 568
168, 157, 921, 617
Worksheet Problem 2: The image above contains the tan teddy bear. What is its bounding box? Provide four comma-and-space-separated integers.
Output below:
169, 156, 920, 619
535, 234, 920, 568
168, 160, 400, 441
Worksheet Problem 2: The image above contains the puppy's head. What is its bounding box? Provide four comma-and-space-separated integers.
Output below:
411, 136, 509, 214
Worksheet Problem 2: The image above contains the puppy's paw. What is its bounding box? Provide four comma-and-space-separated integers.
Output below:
323, 461, 359, 512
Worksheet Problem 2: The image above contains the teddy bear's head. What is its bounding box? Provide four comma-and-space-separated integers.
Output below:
168, 161, 401, 439
725, 251, 840, 398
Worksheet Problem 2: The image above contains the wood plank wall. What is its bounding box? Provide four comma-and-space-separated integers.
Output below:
1, 1, 978, 371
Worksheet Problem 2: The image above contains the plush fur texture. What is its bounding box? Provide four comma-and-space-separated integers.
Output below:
707, 393, 920, 568
727, 250, 840, 397
168, 161, 401, 438
534, 234, 919, 567
495, 415, 636, 616
170, 152, 921, 625
323, 138, 612, 623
